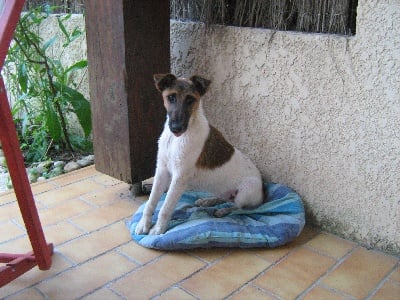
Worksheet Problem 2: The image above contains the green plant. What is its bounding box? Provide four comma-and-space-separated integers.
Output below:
3, 5, 92, 163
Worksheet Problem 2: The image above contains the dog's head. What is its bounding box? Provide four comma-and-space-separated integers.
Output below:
154, 73, 211, 137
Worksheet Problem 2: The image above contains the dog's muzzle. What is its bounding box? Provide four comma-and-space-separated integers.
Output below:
169, 120, 186, 137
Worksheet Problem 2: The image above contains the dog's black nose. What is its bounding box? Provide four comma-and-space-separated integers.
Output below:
170, 122, 183, 134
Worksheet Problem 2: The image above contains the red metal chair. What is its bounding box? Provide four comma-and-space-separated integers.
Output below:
0, 0, 53, 287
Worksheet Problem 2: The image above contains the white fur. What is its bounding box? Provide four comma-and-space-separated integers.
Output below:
135, 100, 263, 235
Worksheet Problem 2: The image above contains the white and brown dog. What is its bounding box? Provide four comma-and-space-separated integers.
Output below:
135, 74, 264, 235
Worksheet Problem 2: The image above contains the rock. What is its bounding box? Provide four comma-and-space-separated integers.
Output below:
53, 161, 66, 168
28, 168, 40, 183
77, 155, 94, 167
29, 174, 38, 183
6, 177, 13, 190
64, 161, 81, 173
36, 162, 50, 174
0, 173, 9, 193
37, 176, 47, 182
0, 156, 7, 168
38, 160, 53, 168
48, 166, 64, 177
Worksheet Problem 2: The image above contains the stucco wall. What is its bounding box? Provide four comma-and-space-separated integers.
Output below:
39, 14, 89, 100
37, 0, 399, 254
170, 0, 400, 254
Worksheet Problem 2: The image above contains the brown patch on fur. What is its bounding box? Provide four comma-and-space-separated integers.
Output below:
196, 125, 235, 169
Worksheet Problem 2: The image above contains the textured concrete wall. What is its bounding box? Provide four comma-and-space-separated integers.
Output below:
170, 0, 400, 254
39, 1, 399, 254
39, 14, 89, 99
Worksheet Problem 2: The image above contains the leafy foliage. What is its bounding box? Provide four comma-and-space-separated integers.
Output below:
3, 5, 92, 163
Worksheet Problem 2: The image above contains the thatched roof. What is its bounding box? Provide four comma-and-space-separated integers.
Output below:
171, 0, 358, 35
23, 0, 358, 35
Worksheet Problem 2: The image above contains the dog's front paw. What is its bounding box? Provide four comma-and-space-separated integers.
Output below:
135, 217, 152, 235
149, 222, 167, 235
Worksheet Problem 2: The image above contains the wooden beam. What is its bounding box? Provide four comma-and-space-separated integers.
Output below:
85, 0, 169, 183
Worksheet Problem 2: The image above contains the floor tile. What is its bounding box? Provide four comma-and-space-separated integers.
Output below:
156, 287, 197, 300
322, 247, 398, 299
57, 221, 131, 264
31, 182, 58, 195
4, 288, 44, 300
1, 252, 72, 298
92, 173, 126, 187
389, 264, 400, 282
255, 247, 336, 299
251, 226, 318, 262
306, 233, 355, 259
112, 253, 205, 299
37, 252, 136, 299
117, 241, 163, 265
0, 235, 31, 253
187, 248, 231, 263
82, 288, 123, 300
302, 285, 350, 300
0, 191, 17, 205
181, 250, 270, 299
70, 199, 137, 232
230, 285, 276, 300
0, 202, 21, 222
1, 167, 399, 300
35, 180, 103, 207
43, 221, 84, 246
0, 220, 25, 243
36, 198, 93, 226
49, 166, 98, 187
83, 183, 131, 206
371, 280, 400, 300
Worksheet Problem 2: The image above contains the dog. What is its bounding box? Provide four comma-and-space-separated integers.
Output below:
135, 74, 264, 235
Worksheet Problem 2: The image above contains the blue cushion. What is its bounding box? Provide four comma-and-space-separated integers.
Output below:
128, 183, 305, 250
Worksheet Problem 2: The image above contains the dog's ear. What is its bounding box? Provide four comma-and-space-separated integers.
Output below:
154, 74, 177, 92
190, 75, 211, 96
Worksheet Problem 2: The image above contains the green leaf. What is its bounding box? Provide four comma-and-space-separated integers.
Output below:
45, 102, 62, 142
17, 63, 28, 93
57, 16, 70, 42
54, 82, 92, 138
42, 36, 57, 52
21, 114, 29, 138
64, 60, 87, 75
60, 13, 72, 22
69, 27, 83, 43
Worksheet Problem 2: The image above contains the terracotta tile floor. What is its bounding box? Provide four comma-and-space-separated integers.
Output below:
1, 166, 399, 299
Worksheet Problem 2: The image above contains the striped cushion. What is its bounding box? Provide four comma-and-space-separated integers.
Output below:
128, 183, 305, 250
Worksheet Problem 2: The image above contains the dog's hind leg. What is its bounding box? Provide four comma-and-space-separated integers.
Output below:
213, 177, 264, 218
233, 177, 264, 209
196, 197, 239, 218
195, 197, 226, 207
214, 206, 238, 217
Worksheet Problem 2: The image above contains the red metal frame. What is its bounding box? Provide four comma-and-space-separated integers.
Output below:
0, 0, 53, 287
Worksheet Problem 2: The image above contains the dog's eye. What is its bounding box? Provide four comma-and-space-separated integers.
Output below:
186, 96, 196, 105
167, 94, 177, 104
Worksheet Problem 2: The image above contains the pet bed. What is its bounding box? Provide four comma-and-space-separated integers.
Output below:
128, 183, 305, 250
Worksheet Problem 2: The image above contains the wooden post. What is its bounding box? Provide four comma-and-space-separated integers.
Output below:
85, 0, 169, 184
